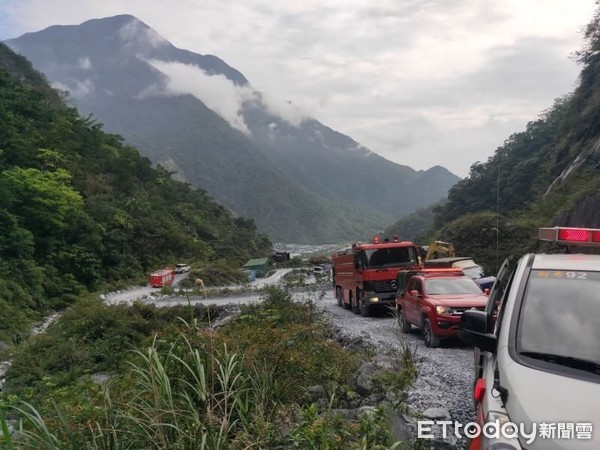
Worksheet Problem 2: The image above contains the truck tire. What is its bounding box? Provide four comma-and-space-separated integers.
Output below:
398, 307, 411, 333
351, 293, 360, 315
359, 298, 371, 317
422, 318, 440, 348
336, 287, 343, 307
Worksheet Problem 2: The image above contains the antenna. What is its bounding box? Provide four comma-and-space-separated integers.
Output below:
496, 163, 500, 273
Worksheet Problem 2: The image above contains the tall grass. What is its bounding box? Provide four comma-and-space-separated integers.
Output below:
0, 287, 411, 449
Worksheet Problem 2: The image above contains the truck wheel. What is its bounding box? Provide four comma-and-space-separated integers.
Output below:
360, 297, 371, 317
398, 308, 411, 333
336, 287, 343, 307
422, 318, 440, 348
351, 294, 360, 315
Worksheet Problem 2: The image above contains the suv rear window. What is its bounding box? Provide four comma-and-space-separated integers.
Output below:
516, 270, 600, 377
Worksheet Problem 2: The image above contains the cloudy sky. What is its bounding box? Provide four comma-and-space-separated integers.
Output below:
0, 0, 596, 177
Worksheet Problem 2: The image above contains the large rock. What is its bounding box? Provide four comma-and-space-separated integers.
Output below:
306, 385, 326, 402
355, 361, 379, 394
330, 408, 358, 421
423, 407, 451, 420
389, 408, 413, 442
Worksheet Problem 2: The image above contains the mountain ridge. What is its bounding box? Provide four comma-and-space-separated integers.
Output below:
6, 14, 460, 243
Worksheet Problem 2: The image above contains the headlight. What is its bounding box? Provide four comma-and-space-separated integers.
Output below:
370, 297, 380, 303
436, 305, 453, 315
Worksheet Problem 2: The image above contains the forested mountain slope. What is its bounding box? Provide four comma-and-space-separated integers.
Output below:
0, 43, 271, 338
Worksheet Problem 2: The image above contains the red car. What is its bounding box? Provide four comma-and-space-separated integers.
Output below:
396, 269, 488, 348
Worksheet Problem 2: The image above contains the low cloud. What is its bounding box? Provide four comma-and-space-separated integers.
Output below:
51, 79, 96, 97
145, 59, 255, 133
143, 59, 308, 133
255, 91, 307, 126
78, 56, 92, 70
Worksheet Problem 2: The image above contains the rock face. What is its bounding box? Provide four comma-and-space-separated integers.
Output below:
557, 192, 600, 229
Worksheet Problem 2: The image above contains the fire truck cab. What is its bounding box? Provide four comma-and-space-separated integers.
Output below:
332, 236, 421, 317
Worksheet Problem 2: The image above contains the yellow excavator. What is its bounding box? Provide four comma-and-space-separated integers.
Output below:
422, 240, 456, 261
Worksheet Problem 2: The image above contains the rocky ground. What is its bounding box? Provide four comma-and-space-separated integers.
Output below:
319, 288, 475, 449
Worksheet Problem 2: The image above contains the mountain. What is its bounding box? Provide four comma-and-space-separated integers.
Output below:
5, 15, 460, 243
0, 42, 271, 337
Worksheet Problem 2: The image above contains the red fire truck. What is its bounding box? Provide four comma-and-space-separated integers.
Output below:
150, 268, 175, 288
332, 235, 422, 317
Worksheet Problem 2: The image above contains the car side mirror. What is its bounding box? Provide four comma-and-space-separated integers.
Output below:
459, 310, 496, 353
484, 288, 491, 295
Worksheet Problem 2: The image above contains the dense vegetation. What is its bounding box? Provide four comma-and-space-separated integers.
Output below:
0, 43, 271, 339
1, 288, 411, 449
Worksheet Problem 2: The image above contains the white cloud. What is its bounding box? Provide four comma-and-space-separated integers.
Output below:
145, 59, 255, 133
256, 91, 307, 126
51, 78, 95, 97
78, 56, 92, 70
142, 59, 308, 132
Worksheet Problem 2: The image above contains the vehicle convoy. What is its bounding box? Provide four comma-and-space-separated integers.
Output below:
459, 227, 600, 449
424, 257, 496, 291
395, 268, 489, 347
332, 235, 421, 317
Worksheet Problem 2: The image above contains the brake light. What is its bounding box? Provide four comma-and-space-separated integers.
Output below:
539, 227, 600, 247
474, 377, 486, 403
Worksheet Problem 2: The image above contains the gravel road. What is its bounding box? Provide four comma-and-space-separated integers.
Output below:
319, 288, 475, 447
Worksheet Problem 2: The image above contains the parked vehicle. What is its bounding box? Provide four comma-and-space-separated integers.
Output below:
396, 268, 488, 348
333, 235, 421, 317
424, 256, 496, 291
313, 265, 325, 276
174, 263, 191, 274
150, 268, 175, 288
459, 227, 600, 449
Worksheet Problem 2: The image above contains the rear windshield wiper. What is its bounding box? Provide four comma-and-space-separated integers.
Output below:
521, 351, 600, 375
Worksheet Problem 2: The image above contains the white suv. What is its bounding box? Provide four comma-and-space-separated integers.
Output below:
460, 227, 600, 449
174, 263, 191, 274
